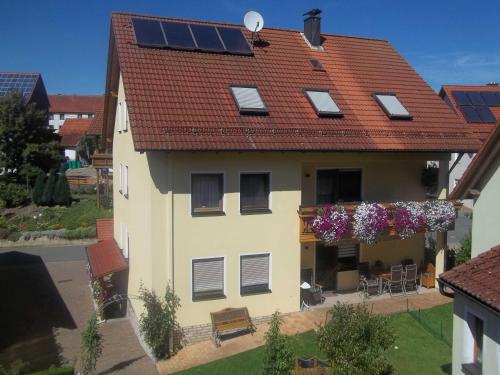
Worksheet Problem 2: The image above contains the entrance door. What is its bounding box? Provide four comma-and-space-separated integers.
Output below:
315, 244, 338, 291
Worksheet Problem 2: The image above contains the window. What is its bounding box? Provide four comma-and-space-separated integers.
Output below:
240, 253, 271, 295
309, 59, 325, 71
373, 93, 412, 119
117, 100, 129, 131
119, 163, 123, 193
463, 314, 484, 375
119, 223, 129, 259
59, 113, 65, 120
123, 165, 128, 197
192, 257, 225, 300
304, 90, 342, 117
191, 173, 224, 215
337, 241, 359, 271
316, 169, 362, 204
240, 173, 270, 213
77, 113, 83, 119
49, 114, 54, 120
230, 86, 268, 114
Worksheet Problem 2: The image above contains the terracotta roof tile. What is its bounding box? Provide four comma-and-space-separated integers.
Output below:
59, 118, 92, 147
440, 245, 500, 312
86, 239, 127, 278
49, 95, 104, 114
106, 12, 480, 152
88, 110, 104, 136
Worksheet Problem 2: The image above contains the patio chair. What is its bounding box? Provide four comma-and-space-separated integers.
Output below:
357, 262, 379, 298
300, 286, 323, 310
382, 264, 404, 296
403, 264, 420, 295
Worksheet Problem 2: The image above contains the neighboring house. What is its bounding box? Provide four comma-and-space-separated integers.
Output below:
439, 85, 500, 207
59, 118, 92, 160
0, 72, 49, 110
48, 94, 104, 132
97, 11, 480, 341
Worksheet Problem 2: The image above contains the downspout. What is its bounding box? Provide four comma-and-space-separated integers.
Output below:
168, 153, 175, 290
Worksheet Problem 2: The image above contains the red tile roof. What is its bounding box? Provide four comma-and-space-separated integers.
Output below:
105, 12, 480, 152
87, 110, 104, 136
96, 218, 113, 242
440, 85, 500, 143
449, 120, 500, 199
86, 239, 128, 278
49, 95, 104, 114
439, 245, 500, 312
59, 118, 92, 147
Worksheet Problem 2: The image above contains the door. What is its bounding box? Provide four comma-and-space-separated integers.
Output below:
315, 243, 338, 291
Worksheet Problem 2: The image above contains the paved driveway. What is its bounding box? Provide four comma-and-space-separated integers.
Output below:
0, 245, 156, 374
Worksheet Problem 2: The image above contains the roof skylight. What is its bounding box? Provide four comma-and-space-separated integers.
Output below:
373, 94, 412, 119
230, 86, 268, 114
304, 90, 342, 117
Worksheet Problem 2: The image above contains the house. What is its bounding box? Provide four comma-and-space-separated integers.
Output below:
0, 72, 49, 110
439, 122, 500, 375
48, 94, 104, 132
98, 10, 480, 342
59, 118, 92, 160
439, 85, 500, 207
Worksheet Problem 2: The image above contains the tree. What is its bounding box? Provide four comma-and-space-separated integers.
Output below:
41, 169, 57, 206
53, 172, 72, 206
80, 313, 103, 375
0, 92, 60, 185
139, 284, 181, 359
454, 233, 472, 266
32, 170, 46, 205
317, 303, 395, 375
262, 311, 293, 375
78, 135, 98, 164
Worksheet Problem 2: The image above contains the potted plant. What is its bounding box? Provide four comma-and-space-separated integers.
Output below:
311, 205, 350, 244
394, 201, 426, 239
353, 203, 389, 244
424, 200, 456, 232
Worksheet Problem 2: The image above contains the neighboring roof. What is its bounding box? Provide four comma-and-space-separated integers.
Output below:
440, 85, 500, 143
96, 218, 113, 242
49, 95, 104, 114
86, 239, 128, 278
450, 121, 500, 199
59, 118, 92, 147
88, 110, 104, 136
0, 72, 49, 109
104, 12, 480, 152
439, 245, 500, 313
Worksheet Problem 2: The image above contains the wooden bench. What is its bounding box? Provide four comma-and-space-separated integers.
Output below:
210, 307, 256, 347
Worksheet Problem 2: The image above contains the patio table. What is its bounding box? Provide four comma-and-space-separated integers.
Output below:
376, 272, 391, 294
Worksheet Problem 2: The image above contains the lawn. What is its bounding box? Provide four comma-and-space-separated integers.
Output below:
174, 303, 453, 375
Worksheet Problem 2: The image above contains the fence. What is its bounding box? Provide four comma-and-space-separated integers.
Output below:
407, 300, 452, 347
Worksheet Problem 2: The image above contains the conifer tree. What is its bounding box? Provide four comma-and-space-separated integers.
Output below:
32, 170, 46, 205
53, 172, 72, 206
41, 169, 57, 206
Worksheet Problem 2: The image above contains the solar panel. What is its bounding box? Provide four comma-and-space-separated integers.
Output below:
230, 86, 267, 114
217, 27, 252, 55
480, 91, 500, 106
475, 106, 496, 123
304, 90, 342, 117
461, 106, 481, 123
132, 18, 166, 48
0, 73, 38, 99
452, 91, 471, 106
190, 24, 225, 52
373, 94, 412, 119
161, 21, 197, 50
466, 91, 485, 106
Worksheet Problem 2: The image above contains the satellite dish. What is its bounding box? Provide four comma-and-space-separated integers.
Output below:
244, 11, 264, 33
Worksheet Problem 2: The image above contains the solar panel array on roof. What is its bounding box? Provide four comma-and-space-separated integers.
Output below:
452, 90, 500, 123
0, 73, 38, 99
132, 18, 253, 56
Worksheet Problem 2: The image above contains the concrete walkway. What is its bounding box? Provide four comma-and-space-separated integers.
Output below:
157, 290, 451, 375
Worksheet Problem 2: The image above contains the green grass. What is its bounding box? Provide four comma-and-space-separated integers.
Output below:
174, 303, 453, 375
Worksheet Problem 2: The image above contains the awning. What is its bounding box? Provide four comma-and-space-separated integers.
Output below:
86, 239, 127, 278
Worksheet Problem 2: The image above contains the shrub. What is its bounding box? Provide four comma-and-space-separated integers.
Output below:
32, 170, 46, 205
61, 227, 96, 240
0, 227, 9, 240
0, 183, 30, 207
6, 231, 21, 242
139, 284, 181, 359
262, 311, 293, 375
53, 173, 71, 206
41, 169, 57, 206
28, 367, 74, 375
0, 360, 29, 375
317, 303, 395, 375
454, 234, 472, 266
79, 313, 102, 375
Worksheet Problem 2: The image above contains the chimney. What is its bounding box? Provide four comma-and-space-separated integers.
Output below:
303, 9, 322, 48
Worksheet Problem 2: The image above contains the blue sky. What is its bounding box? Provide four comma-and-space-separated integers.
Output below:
1, 0, 499, 94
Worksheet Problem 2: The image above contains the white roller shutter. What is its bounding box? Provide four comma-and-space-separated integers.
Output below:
192, 258, 224, 298
241, 254, 270, 293
338, 240, 358, 258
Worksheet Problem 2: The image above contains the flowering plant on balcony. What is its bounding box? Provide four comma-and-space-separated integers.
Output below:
394, 202, 426, 239
353, 203, 389, 244
311, 205, 350, 244
424, 200, 456, 232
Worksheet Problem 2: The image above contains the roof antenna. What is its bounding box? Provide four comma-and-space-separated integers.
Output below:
244, 11, 264, 46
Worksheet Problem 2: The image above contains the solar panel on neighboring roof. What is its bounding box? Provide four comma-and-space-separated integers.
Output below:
161, 21, 197, 50
304, 90, 342, 117
373, 94, 412, 119
480, 91, 500, 106
461, 106, 481, 123
132, 18, 167, 48
217, 27, 252, 55
230, 86, 267, 114
190, 24, 225, 52
466, 91, 485, 106
452, 91, 471, 106
475, 106, 496, 123
0, 73, 38, 99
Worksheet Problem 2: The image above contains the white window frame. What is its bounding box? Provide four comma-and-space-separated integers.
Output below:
123, 165, 129, 198
238, 252, 272, 296
463, 305, 487, 367
238, 171, 272, 215
123, 227, 129, 259
189, 171, 226, 216
118, 163, 123, 194
122, 100, 129, 131
190, 256, 227, 302
116, 101, 122, 132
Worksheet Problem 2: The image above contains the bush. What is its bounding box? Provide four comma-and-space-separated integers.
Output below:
32, 170, 46, 205
0, 227, 9, 240
262, 311, 293, 375
454, 234, 472, 266
41, 169, 57, 206
0, 183, 30, 207
28, 367, 74, 375
61, 226, 96, 240
53, 173, 71, 206
318, 303, 395, 375
80, 313, 102, 375
139, 284, 181, 359
6, 231, 21, 242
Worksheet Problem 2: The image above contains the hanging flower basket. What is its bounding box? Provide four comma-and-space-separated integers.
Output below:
424, 200, 456, 232
353, 202, 390, 244
394, 202, 426, 239
311, 205, 350, 244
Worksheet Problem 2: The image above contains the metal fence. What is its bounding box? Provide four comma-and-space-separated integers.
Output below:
407, 300, 452, 347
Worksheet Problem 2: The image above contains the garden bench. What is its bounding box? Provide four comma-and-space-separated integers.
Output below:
210, 307, 255, 347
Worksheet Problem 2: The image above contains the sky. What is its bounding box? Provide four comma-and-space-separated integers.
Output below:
1, 0, 499, 95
